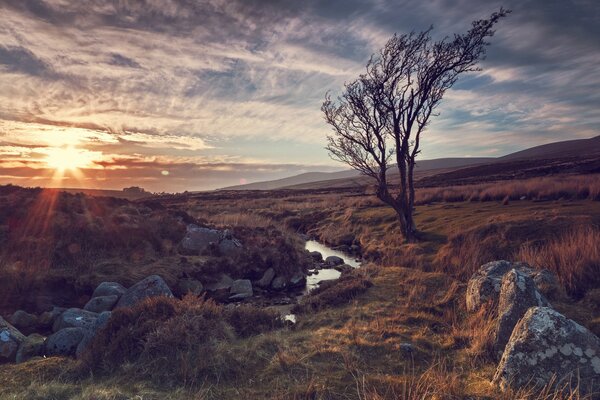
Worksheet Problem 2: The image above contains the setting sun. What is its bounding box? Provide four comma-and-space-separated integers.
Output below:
44, 146, 100, 171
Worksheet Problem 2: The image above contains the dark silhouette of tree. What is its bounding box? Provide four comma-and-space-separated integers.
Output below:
323, 9, 510, 242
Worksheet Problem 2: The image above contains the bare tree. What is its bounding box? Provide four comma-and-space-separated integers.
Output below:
323, 9, 509, 242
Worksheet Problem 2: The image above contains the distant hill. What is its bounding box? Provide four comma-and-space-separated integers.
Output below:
51, 187, 153, 200
220, 135, 600, 191
221, 157, 493, 191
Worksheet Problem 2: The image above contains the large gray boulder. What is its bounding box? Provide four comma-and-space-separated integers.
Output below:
45, 327, 86, 357
92, 282, 126, 298
76, 311, 112, 359
205, 274, 234, 291
83, 295, 119, 313
0, 317, 26, 362
493, 269, 550, 359
52, 308, 99, 332
9, 310, 38, 335
181, 225, 221, 252
229, 279, 253, 300
16, 333, 45, 363
466, 260, 558, 312
256, 268, 275, 288
115, 275, 173, 309
493, 307, 600, 396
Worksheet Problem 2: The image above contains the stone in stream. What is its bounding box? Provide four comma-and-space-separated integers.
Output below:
309, 251, 323, 261
325, 255, 344, 266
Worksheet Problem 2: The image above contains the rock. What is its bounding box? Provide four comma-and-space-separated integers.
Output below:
52, 308, 99, 332
38, 307, 66, 331
256, 268, 275, 288
493, 269, 550, 359
334, 264, 354, 274
9, 310, 38, 335
271, 276, 287, 291
532, 269, 562, 298
92, 282, 126, 298
176, 278, 204, 296
76, 311, 112, 359
466, 260, 545, 312
325, 255, 344, 266
309, 251, 323, 262
218, 238, 243, 257
115, 275, 174, 309
180, 225, 221, 252
399, 343, 414, 353
84, 295, 119, 313
229, 279, 253, 300
0, 317, 26, 362
494, 307, 600, 396
45, 327, 86, 357
205, 274, 234, 291
16, 333, 45, 363
289, 272, 307, 288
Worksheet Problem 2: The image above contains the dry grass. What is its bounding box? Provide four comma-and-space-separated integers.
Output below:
516, 226, 600, 298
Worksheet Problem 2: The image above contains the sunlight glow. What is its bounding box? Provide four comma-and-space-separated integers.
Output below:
43, 146, 101, 172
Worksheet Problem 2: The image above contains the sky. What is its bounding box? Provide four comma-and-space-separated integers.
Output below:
0, 0, 598, 192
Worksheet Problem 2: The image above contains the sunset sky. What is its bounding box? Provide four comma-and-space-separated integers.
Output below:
0, 0, 598, 192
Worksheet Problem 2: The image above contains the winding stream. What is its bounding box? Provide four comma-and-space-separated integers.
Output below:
304, 240, 362, 292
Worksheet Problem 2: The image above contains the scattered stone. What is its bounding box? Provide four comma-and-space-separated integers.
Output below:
53, 308, 99, 332
325, 256, 344, 266
176, 278, 204, 296
218, 237, 243, 257
493, 269, 549, 359
38, 307, 66, 331
334, 264, 354, 274
115, 275, 174, 309
229, 279, 253, 300
205, 274, 234, 291
256, 268, 275, 288
92, 282, 126, 298
9, 310, 38, 335
83, 295, 119, 313
76, 311, 112, 359
289, 272, 307, 288
309, 251, 323, 261
271, 276, 287, 291
45, 327, 86, 357
0, 317, 26, 362
16, 333, 45, 363
494, 307, 600, 396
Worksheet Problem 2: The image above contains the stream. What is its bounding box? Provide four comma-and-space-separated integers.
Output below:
304, 240, 362, 292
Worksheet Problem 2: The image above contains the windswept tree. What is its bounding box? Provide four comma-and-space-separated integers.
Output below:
323, 9, 509, 242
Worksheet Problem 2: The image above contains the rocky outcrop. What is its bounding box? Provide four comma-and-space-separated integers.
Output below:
466, 260, 559, 312
493, 269, 549, 359
52, 308, 99, 332
16, 333, 45, 363
229, 279, 253, 300
0, 317, 26, 362
115, 275, 173, 309
92, 282, 126, 298
181, 225, 242, 256
45, 327, 86, 357
84, 295, 119, 313
494, 307, 600, 396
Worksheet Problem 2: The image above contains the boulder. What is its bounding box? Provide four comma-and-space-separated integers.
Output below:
52, 308, 99, 332
219, 238, 243, 257
289, 272, 307, 288
38, 307, 66, 331
9, 310, 38, 335
271, 276, 287, 291
175, 278, 204, 296
256, 268, 275, 288
0, 317, 26, 362
325, 256, 344, 266
205, 274, 234, 291
180, 225, 221, 252
466, 260, 557, 312
334, 264, 354, 274
45, 327, 86, 357
92, 282, 126, 298
309, 251, 323, 262
229, 279, 253, 300
76, 311, 111, 359
115, 275, 173, 309
83, 295, 119, 313
494, 307, 600, 396
493, 269, 550, 359
16, 333, 45, 363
